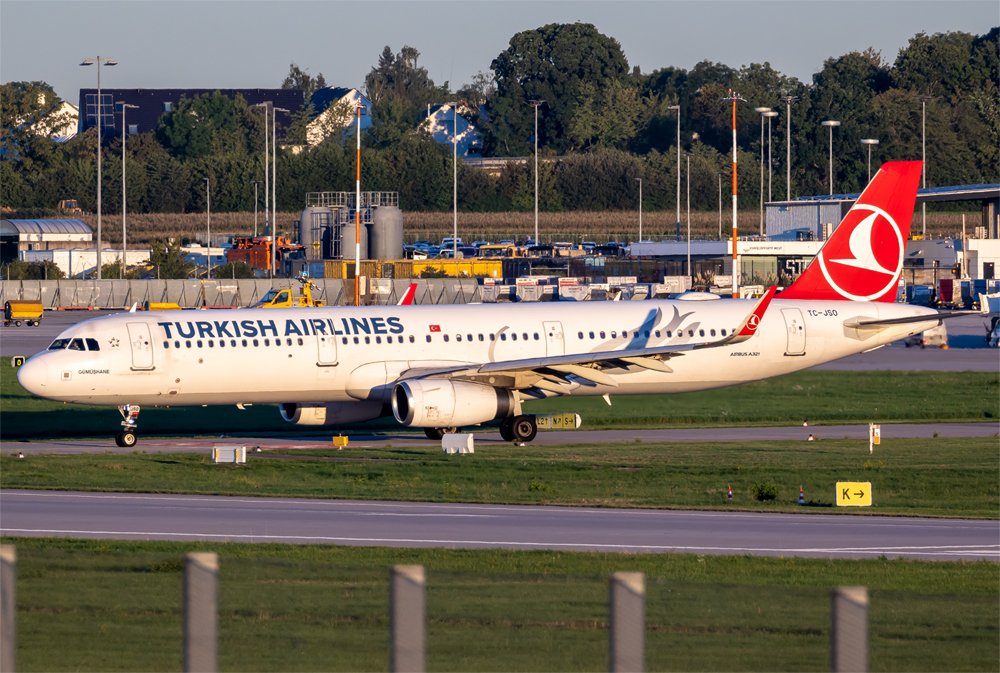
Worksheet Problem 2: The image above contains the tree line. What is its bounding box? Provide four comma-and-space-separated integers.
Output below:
1, 26, 996, 219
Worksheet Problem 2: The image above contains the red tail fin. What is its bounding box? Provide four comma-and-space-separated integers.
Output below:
780, 161, 921, 302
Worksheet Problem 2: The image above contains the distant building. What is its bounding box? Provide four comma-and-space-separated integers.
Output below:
1, 219, 93, 264
77, 88, 304, 138
419, 103, 482, 157
15, 93, 79, 142
305, 87, 372, 146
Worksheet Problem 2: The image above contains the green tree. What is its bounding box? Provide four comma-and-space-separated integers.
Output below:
0, 260, 65, 280
487, 23, 630, 155
156, 92, 263, 159
212, 262, 257, 279
147, 239, 194, 279
281, 62, 327, 102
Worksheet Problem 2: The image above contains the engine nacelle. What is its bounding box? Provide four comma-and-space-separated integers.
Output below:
391, 380, 514, 428
279, 401, 388, 426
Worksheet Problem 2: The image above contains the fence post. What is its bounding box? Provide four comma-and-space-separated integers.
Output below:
389, 565, 425, 673
609, 571, 645, 673
1, 545, 14, 673
831, 586, 868, 673
184, 552, 218, 673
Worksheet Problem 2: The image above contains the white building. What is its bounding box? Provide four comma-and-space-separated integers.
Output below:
306, 87, 372, 147
21, 249, 151, 278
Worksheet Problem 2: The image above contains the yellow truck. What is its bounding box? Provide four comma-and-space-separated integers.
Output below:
252, 278, 325, 308
3, 300, 43, 327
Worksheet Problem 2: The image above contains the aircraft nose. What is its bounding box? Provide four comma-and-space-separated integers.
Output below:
16, 356, 49, 397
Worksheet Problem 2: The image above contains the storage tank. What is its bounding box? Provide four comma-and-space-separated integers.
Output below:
369, 206, 404, 260
298, 206, 331, 259
335, 220, 369, 260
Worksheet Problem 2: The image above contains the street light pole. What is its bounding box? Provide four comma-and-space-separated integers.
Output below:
452, 103, 458, 258
754, 107, 770, 236
921, 96, 931, 238
635, 178, 642, 242
686, 153, 691, 282
252, 102, 270, 245
80, 56, 117, 279
668, 104, 681, 241
780, 95, 798, 201
721, 90, 745, 298
529, 99, 544, 245
354, 98, 363, 306
765, 110, 778, 203
118, 102, 137, 278
860, 138, 879, 182
252, 181, 260, 237
204, 177, 211, 279
272, 106, 289, 279
821, 120, 841, 195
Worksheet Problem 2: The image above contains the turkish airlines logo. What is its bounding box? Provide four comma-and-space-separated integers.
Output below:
818, 203, 904, 301
745, 314, 761, 332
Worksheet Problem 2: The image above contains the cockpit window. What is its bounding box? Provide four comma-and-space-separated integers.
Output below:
47, 337, 100, 351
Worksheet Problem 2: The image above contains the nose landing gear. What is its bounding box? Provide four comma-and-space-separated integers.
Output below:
116, 404, 141, 447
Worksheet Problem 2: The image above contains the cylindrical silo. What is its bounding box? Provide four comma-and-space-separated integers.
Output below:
298, 206, 331, 260
369, 206, 404, 260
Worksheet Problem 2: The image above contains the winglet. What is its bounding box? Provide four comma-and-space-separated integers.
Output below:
724, 285, 777, 344
397, 283, 418, 306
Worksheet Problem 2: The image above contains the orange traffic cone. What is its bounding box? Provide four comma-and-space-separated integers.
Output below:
798, 485, 805, 505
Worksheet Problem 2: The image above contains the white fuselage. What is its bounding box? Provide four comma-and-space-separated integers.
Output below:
18, 298, 937, 408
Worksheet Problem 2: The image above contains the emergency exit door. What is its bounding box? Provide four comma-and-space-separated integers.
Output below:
316, 333, 338, 366
780, 308, 806, 356
543, 321, 565, 356
126, 322, 155, 370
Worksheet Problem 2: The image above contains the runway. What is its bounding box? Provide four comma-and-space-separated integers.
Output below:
2, 490, 997, 561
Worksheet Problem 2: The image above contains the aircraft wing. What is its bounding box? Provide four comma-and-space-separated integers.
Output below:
842, 309, 982, 330
398, 287, 776, 391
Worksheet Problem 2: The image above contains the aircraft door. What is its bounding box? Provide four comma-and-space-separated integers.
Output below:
543, 321, 565, 356
780, 308, 806, 356
317, 332, 338, 366
126, 322, 155, 370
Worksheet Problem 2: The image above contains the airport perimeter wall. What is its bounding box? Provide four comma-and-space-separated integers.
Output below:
0, 278, 486, 309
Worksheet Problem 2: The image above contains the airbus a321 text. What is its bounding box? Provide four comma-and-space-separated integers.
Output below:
18, 161, 960, 446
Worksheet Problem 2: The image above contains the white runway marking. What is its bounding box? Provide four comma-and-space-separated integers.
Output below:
3, 528, 997, 559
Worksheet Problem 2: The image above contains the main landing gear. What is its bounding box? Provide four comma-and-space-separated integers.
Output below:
116, 404, 141, 447
499, 415, 537, 443
423, 427, 458, 440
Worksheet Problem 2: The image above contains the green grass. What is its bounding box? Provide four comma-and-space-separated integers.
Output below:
2, 365, 997, 439
3, 538, 997, 672
3, 437, 997, 518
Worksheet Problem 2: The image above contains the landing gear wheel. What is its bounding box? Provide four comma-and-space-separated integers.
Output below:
511, 415, 537, 443
499, 417, 516, 441
424, 427, 457, 440
115, 430, 137, 448
116, 404, 141, 448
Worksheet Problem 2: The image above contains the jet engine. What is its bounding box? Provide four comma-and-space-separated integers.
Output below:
391, 379, 514, 428
279, 401, 388, 426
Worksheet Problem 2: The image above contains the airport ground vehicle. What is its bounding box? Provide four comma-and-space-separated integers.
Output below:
904, 323, 948, 349
3, 300, 43, 327
252, 277, 325, 308
57, 199, 83, 216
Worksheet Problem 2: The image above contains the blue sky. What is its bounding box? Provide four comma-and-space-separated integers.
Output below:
2, 0, 997, 105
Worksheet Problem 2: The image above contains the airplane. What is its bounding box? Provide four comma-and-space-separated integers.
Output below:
17, 161, 962, 447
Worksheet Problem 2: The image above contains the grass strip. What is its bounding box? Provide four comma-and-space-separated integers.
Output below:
2, 537, 996, 672
3, 437, 997, 518
1, 368, 997, 439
